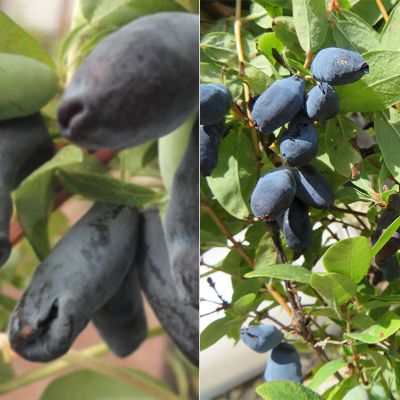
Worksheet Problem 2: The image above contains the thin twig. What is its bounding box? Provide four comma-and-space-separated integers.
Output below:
200, 198, 292, 315
234, 0, 261, 176
330, 206, 367, 217
376, 0, 389, 21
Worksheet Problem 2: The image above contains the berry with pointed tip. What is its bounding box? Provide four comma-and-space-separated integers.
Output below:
277, 198, 312, 252
58, 12, 198, 150
306, 83, 339, 121
294, 165, 334, 209
200, 84, 232, 125
92, 262, 147, 358
311, 47, 369, 86
264, 342, 303, 383
165, 121, 199, 307
251, 75, 305, 134
240, 324, 283, 353
138, 209, 199, 366
250, 167, 297, 222
377, 255, 400, 282
279, 112, 318, 167
200, 124, 222, 177
8, 203, 140, 362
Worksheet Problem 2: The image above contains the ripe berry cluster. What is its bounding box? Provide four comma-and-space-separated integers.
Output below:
240, 324, 302, 383
200, 83, 232, 176
5, 12, 199, 366
251, 47, 369, 252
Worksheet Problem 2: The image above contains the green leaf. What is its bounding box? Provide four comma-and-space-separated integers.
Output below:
332, 10, 380, 53
344, 311, 400, 344
257, 32, 284, 62
325, 117, 362, 178
271, 16, 305, 60
201, 32, 238, 66
207, 128, 257, 219
81, 0, 183, 23
41, 369, 149, 400
15, 146, 93, 259
200, 317, 238, 351
233, 293, 256, 314
350, 0, 396, 25
322, 237, 372, 283
159, 113, 196, 192
374, 109, 400, 183
292, 0, 328, 53
308, 359, 347, 391
58, 171, 158, 207
380, 2, 400, 50
336, 51, 400, 112
372, 215, 400, 257
0, 53, 58, 121
0, 12, 54, 68
245, 264, 311, 284
256, 381, 323, 400
310, 272, 357, 312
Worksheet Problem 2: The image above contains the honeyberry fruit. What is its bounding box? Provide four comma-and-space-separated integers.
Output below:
200, 124, 223, 177
278, 197, 312, 252
294, 165, 334, 209
250, 167, 296, 222
8, 203, 139, 362
377, 255, 400, 282
306, 83, 339, 121
279, 112, 318, 167
264, 342, 303, 383
58, 12, 198, 150
251, 75, 305, 134
240, 324, 284, 353
92, 263, 147, 358
311, 47, 369, 86
138, 209, 199, 366
200, 84, 231, 125
165, 121, 199, 307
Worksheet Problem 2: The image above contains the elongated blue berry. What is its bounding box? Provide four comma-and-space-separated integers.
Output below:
264, 342, 303, 383
250, 167, 296, 221
277, 198, 312, 252
200, 84, 231, 125
251, 75, 305, 133
311, 47, 369, 86
240, 324, 283, 353
294, 165, 334, 209
306, 83, 339, 120
279, 113, 318, 167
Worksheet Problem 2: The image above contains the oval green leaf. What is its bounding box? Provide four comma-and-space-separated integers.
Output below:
310, 272, 357, 311
344, 311, 400, 344
207, 128, 257, 219
374, 109, 400, 183
0, 12, 54, 68
256, 381, 323, 400
245, 264, 311, 284
322, 236, 372, 283
292, 0, 327, 53
308, 359, 347, 391
0, 53, 57, 121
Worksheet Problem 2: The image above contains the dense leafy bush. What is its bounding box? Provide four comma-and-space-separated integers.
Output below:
200, 0, 400, 398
